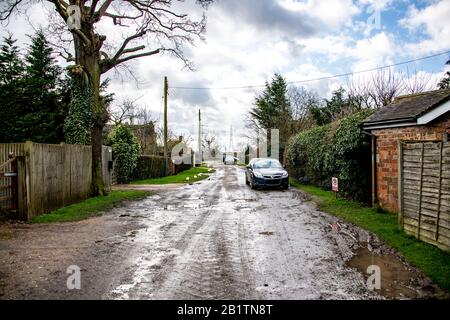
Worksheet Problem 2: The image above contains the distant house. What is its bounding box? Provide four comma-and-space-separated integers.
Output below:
361, 89, 450, 213
104, 123, 158, 155
129, 123, 158, 155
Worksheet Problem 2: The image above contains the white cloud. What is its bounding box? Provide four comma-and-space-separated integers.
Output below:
400, 0, 450, 55
279, 0, 361, 29
350, 32, 397, 70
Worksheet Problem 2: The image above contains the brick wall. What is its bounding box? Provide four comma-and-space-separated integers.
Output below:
372, 116, 450, 212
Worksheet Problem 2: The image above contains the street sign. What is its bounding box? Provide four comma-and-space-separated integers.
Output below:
332, 177, 339, 192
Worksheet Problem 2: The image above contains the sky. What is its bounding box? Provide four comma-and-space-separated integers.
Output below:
1, 0, 450, 150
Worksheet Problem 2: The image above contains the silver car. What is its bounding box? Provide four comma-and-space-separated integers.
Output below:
245, 158, 289, 190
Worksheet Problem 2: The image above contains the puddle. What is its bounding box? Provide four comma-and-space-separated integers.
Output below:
347, 247, 419, 299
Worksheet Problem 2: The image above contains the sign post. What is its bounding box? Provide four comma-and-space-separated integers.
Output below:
332, 177, 339, 198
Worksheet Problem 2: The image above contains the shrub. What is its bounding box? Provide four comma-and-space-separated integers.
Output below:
110, 125, 140, 184
286, 110, 375, 203
133, 155, 166, 180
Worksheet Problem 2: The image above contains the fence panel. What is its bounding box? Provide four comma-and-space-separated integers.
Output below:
0, 142, 112, 220
399, 141, 450, 251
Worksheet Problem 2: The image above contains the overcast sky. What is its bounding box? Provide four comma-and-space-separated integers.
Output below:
1, 0, 450, 150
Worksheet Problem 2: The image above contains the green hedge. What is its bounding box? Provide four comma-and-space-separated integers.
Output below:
133, 155, 166, 180
110, 125, 140, 184
286, 110, 375, 204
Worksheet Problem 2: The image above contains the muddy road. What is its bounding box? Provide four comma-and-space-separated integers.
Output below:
0, 164, 446, 300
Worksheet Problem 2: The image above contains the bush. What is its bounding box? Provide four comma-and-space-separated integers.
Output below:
110, 125, 140, 184
133, 155, 166, 180
286, 110, 375, 203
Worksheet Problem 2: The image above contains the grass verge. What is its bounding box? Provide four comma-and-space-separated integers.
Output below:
132, 166, 216, 185
31, 190, 152, 224
290, 178, 450, 293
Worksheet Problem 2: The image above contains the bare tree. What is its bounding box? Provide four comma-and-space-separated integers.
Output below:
287, 86, 320, 121
368, 69, 404, 108
348, 68, 432, 109
110, 98, 136, 125
287, 85, 321, 133
1, 0, 213, 195
347, 77, 372, 109
202, 132, 216, 156
403, 69, 433, 94
136, 106, 154, 125
111, 98, 154, 125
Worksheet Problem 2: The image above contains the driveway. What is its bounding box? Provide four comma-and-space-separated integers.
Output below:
0, 164, 445, 299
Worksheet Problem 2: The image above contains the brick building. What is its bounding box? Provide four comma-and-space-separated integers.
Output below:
361, 89, 450, 212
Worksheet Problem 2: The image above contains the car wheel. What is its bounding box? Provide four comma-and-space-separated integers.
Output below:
245, 175, 250, 185
282, 184, 289, 190
250, 177, 256, 190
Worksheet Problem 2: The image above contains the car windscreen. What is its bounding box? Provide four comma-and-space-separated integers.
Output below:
253, 160, 282, 169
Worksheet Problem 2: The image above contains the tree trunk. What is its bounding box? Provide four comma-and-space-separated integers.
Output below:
91, 116, 105, 196
75, 36, 106, 196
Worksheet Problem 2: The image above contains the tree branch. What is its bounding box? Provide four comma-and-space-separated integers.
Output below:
94, 0, 113, 19
120, 45, 146, 55
89, 0, 100, 17
110, 30, 146, 61
0, 0, 23, 21
71, 28, 91, 46
48, 0, 69, 20
112, 48, 160, 68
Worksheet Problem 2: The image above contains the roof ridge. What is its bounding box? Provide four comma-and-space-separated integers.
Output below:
395, 88, 450, 101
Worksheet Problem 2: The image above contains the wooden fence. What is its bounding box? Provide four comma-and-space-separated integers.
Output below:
398, 140, 450, 251
0, 143, 25, 215
0, 142, 112, 221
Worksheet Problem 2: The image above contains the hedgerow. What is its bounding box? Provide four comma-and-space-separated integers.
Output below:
286, 110, 375, 204
110, 125, 140, 184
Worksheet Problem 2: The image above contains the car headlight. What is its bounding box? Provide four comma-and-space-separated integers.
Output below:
282, 171, 289, 178
253, 171, 263, 178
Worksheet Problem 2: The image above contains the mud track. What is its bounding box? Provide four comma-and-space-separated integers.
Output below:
0, 164, 446, 300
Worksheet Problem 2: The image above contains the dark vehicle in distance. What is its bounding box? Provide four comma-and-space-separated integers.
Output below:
245, 158, 289, 190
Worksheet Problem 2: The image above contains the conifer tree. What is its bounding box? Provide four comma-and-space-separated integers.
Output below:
0, 35, 25, 142
438, 57, 450, 90
20, 30, 64, 143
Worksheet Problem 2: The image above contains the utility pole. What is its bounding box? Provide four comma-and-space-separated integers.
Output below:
229, 125, 234, 152
164, 77, 169, 176
198, 108, 201, 167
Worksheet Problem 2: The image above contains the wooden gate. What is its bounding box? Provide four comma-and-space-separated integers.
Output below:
398, 140, 450, 251
0, 154, 18, 215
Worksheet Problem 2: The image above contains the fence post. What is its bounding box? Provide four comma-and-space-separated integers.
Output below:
16, 156, 27, 220
435, 141, 443, 241
398, 141, 404, 231
8, 154, 18, 215
24, 141, 33, 221
417, 143, 425, 240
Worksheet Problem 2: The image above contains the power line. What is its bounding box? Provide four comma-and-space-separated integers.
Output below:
170, 50, 450, 91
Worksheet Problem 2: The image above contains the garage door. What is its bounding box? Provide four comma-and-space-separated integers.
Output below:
399, 140, 450, 252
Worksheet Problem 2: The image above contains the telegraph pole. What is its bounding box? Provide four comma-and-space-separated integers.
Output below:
198, 108, 201, 167
163, 77, 169, 176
